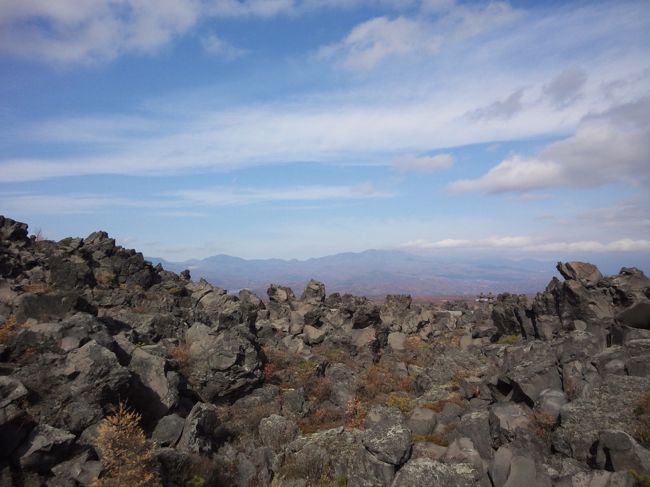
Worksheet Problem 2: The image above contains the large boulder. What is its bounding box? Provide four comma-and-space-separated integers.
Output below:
177, 402, 221, 454
557, 262, 603, 287
129, 346, 180, 419
184, 323, 262, 402
553, 374, 650, 464
258, 414, 300, 453
362, 406, 412, 466
13, 423, 75, 473
59, 340, 131, 433
301, 279, 326, 304
0, 377, 32, 458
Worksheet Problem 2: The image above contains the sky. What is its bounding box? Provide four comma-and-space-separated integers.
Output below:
0, 0, 649, 266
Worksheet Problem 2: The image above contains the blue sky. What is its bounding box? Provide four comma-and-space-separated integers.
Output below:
0, 0, 649, 264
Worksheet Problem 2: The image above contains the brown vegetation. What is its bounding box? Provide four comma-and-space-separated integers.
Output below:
92, 402, 159, 487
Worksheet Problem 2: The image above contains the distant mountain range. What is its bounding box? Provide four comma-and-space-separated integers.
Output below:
149, 250, 562, 297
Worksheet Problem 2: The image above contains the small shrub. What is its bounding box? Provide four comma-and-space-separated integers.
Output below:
186, 476, 206, 487
386, 393, 411, 413
298, 406, 345, 434
528, 410, 556, 447
412, 433, 449, 447
0, 315, 19, 344
305, 377, 333, 403
92, 402, 159, 487
23, 282, 49, 294
634, 391, 650, 448
345, 398, 367, 429
497, 335, 520, 345
356, 365, 414, 403
95, 270, 115, 287
168, 342, 193, 381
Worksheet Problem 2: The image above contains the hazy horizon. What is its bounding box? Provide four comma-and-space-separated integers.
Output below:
1, 0, 648, 263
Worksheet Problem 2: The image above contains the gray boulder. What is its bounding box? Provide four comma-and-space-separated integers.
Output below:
553, 374, 650, 464
177, 402, 221, 454
595, 429, 650, 473
557, 262, 603, 287
362, 406, 412, 466
184, 323, 262, 402
392, 458, 479, 487
301, 279, 326, 304
129, 346, 180, 419
259, 414, 300, 453
152, 414, 185, 448
13, 424, 75, 473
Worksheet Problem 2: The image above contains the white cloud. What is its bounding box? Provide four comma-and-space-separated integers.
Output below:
201, 34, 247, 59
392, 153, 453, 171
402, 236, 650, 252
320, 2, 521, 70
319, 16, 442, 70
449, 98, 650, 193
0, 0, 202, 64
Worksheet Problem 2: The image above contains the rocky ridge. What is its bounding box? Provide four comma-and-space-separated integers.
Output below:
0, 215, 649, 486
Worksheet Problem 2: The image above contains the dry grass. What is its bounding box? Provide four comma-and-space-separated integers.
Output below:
345, 398, 367, 429
262, 347, 318, 389
412, 433, 449, 447
496, 335, 521, 345
421, 393, 465, 413
92, 402, 159, 487
356, 364, 413, 403
95, 270, 115, 287
167, 342, 192, 380
386, 393, 411, 414
23, 282, 49, 294
0, 315, 20, 344
528, 410, 556, 447
305, 377, 333, 404
298, 406, 345, 434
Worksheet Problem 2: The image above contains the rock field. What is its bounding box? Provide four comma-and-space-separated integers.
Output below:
1, 215, 649, 486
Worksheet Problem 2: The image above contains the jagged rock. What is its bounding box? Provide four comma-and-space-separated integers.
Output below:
553, 374, 650, 464
13, 292, 81, 323
595, 430, 650, 473
489, 403, 531, 446
498, 341, 562, 405
553, 470, 635, 487
535, 388, 567, 420
448, 410, 492, 461
492, 294, 535, 338
442, 437, 486, 480
177, 402, 221, 454
392, 458, 479, 487
489, 445, 551, 487
0, 377, 32, 457
194, 288, 244, 329
60, 340, 131, 433
362, 406, 412, 466
129, 346, 180, 419
268, 284, 295, 303
13, 424, 75, 473
301, 279, 326, 304
557, 262, 603, 287
152, 414, 185, 448
50, 451, 101, 486
184, 323, 262, 402
302, 324, 326, 345
258, 414, 299, 453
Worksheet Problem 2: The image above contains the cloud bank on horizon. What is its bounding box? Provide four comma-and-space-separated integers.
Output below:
0, 0, 648, 264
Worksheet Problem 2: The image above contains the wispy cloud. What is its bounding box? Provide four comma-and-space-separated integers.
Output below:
201, 33, 248, 59
0, 183, 390, 215
392, 153, 453, 171
402, 236, 650, 252
319, 2, 521, 70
